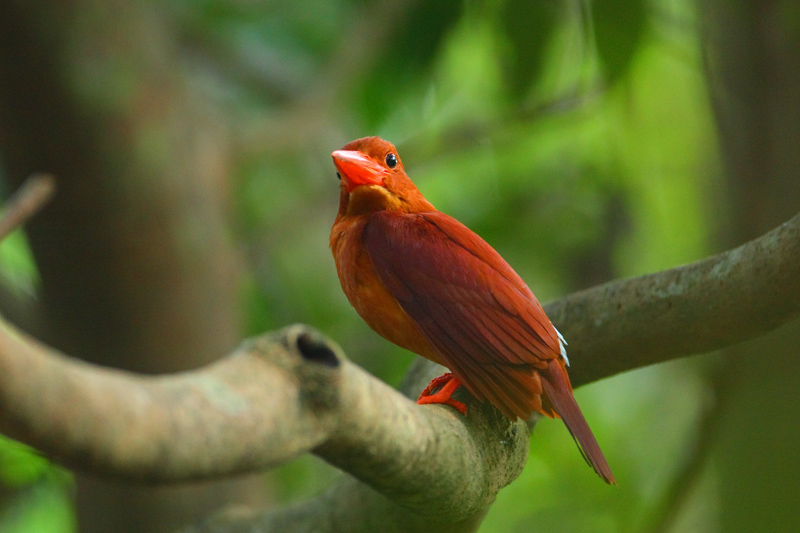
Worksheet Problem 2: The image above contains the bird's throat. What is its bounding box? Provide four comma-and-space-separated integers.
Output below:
345, 185, 401, 216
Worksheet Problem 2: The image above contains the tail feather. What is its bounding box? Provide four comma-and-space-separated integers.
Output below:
540, 359, 616, 485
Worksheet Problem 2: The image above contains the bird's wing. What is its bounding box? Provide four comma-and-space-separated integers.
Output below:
363, 210, 564, 418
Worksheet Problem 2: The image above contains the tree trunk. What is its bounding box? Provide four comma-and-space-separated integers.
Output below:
0, 1, 267, 531
702, 1, 800, 531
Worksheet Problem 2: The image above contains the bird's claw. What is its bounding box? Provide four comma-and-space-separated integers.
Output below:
417, 373, 468, 414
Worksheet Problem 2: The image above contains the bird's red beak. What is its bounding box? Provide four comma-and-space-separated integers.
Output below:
332, 150, 387, 192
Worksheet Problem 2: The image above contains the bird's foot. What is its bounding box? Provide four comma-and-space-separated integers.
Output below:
417, 373, 467, 415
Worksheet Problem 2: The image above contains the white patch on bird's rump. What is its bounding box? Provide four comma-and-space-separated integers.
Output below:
554, 326, 569, 366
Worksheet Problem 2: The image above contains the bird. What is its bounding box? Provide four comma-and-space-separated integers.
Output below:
329, 136, 615, 484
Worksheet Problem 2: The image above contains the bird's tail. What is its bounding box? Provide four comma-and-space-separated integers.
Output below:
540, 359, 616, 485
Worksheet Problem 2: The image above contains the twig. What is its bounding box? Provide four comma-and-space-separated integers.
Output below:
0, 173, 56, 242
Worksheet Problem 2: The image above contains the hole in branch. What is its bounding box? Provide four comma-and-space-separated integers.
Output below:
296, 332, 339, 368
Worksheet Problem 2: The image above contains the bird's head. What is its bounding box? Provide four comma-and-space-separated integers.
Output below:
332, 136, 433, 217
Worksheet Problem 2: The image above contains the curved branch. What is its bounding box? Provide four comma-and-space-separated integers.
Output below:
545, 212, 800, 387
0, 207, 797, 530
0, 322, 528, 524
187, 474, 489, 533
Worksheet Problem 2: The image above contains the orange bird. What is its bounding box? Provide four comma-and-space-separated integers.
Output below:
330, 136, 615, 484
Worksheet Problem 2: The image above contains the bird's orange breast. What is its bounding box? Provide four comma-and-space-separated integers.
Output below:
331, 215, 443, 365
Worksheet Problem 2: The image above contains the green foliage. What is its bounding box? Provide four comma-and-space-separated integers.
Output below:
0, 437, 75, 533
0, 231, 38, 297
0, 479, 75, 533
592, 0, 648, 83
357, 0, 464, 128
0, 437, 51, 487
500, 0, 561, 101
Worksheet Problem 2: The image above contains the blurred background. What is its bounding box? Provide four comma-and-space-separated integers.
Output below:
0, 0, 799, 532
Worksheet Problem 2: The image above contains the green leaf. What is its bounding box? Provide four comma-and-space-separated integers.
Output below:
500, 0, 562, 101
591, 0, 648, 83
357, 0, 463, 127
0, 436, 50, 487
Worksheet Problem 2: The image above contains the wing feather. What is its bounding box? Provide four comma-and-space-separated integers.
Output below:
363, 210, 562, 418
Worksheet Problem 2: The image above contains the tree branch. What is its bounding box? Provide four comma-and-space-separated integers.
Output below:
0, 322, 528, 524
190, 474, 489, 533
0, 173, 55, 241
0, 209, 797, 531
546, 212, 800, 387
0, 174, 54, 335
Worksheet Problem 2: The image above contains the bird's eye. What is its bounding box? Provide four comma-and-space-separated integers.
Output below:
385, 153, 397, 168
336, 172, 341, 181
